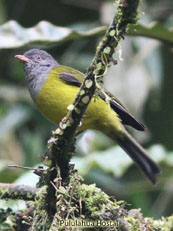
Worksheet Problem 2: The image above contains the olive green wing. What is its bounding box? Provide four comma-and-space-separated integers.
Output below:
55, 65, 146, 131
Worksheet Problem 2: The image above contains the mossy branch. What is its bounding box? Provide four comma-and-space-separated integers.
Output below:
1, 175, 173, 231
0, 183, 39, 201
47, 0, 140, 152
43, 0, 140, 215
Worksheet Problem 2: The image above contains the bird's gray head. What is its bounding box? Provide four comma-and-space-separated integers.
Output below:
15, 49, 59, 100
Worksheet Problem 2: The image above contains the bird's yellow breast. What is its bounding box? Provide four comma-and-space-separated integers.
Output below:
35, 67, 123, 136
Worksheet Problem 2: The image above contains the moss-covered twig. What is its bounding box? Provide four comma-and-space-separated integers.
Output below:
47, 0, 140, 158
0, 183, 39, 201
1, 176, 173, 231
43, 0, 140, 217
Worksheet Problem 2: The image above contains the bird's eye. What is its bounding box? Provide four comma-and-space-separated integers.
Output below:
35, 55, 41, 60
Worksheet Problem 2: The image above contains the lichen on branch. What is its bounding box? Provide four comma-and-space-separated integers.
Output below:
0, 183, 39, 201
45, 0, 140, 183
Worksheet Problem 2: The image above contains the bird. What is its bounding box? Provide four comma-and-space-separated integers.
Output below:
15, 49, 160, 184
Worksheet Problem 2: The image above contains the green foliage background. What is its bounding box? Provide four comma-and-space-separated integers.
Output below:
0, 0, 173, 219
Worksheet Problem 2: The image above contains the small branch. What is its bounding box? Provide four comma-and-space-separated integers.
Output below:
45, 0, 140, 178
8, 165, 45, 177
8, 164, 36, 170
0, 183, 39, 201
46, 0, 140, 175
43, 0, 140, 217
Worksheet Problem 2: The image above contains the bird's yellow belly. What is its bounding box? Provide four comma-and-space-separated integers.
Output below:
35, 74, 122, 135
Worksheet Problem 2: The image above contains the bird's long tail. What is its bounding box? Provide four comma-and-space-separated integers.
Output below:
116, 130, 160, 184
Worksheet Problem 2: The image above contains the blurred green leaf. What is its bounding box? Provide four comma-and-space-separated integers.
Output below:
73, 143, 173, 178
76, 130, 114, 155
20, 131, 45, 166
0, 20, 106, 49
73, 146, 132, 178
0, 21, 172, 49
128, 22, 173, 44
149, 144, 173, 166
0, 105, 31, 137
14, 168, 39, 186
0, 161, 20, 183
0, 85, 30, 103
